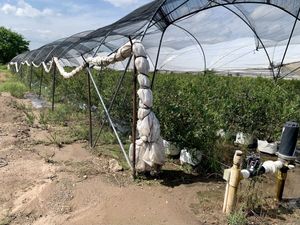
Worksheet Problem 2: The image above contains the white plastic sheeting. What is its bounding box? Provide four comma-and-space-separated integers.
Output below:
87, 40, 165, 172
163, 140, 180, 156
10, 59, 54, 74
257, 140, 277, 155
53, 57, 86, 78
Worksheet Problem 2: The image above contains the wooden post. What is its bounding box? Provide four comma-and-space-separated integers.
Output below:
275, 166, 288, 201
223, 150, 243, 214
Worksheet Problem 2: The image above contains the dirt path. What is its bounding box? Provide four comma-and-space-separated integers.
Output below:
0, 74, 299, 224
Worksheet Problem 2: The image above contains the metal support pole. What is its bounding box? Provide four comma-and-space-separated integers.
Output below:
276, 8, 300, 78
52, 63, 56, 111
132, 55, 137, 178
25, 64, 29, 81
151, 30, 165, 89
86, 67, 132, 170
39, 67, 43, 98
29, 64, 33, 90
87, 70, 93, 148
20, 64, 23, 79
92, 55, 133, 148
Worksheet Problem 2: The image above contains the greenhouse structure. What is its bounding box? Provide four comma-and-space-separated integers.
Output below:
9, 0, 300, 173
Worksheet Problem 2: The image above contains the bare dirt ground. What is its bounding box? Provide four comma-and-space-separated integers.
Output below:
0, 73, 300, 225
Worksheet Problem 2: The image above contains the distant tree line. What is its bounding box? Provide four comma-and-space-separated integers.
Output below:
0, 26, 29, 64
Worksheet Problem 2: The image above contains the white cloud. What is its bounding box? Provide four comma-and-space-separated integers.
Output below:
0, 0, 55, 18
104, 0, 145, 7
0, 0, 150, 49
1, 4, 17, 14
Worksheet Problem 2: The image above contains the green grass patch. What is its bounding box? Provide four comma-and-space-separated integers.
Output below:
227, 210, 247, 225
0, 64, 8, 72
0, 80, 28, 98
93, 143, 131, 170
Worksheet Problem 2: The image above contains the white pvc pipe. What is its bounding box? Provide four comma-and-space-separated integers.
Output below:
240, 160, 285, 179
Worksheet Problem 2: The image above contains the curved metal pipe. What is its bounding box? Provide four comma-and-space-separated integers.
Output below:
172, 23, 207, 72
146, 0, 279, 78
277, 7, 300, 78
211, 2, 276, 78
151, 28, 166, 89
148, 1, 300, 31
141, 0, 174, 40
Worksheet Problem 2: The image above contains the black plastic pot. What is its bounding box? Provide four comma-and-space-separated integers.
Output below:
278, 121, 299, 160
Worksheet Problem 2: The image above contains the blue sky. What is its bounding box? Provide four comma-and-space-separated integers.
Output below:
0, 0, 151, 49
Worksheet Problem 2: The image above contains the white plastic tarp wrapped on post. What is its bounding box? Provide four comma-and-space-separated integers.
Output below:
129, 40, 165, 172
86, 40, 165, 172
48, 40, 165, 172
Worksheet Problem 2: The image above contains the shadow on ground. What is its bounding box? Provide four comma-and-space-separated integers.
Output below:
140, 169, 223, 187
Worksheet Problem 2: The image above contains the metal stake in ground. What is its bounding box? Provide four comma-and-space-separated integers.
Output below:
29, 64, 33, 90
92, 55, 133, 148
132, 54, 137, 178
52, 63, 56, 111
39, 67, 43, 98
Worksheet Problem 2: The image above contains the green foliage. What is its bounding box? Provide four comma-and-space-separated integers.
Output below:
221, 77, 300, 140
227, 209, 248, 225
15, 66, 300, 173
0, 64, 7, 72
0, 27, 29, 64
0, 80, 28, 98
153, 73, 220, 171
24, 109, 35, 126
45, 104, 74, 125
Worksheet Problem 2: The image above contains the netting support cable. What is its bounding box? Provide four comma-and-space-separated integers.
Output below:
277, 7, 300, 79
151, 28, 166, 90
92, 55, 133, 148
84, 65, 132, 170
147, 0, 192, 31
86, 69, 93, 148
140, 0, 168, 41
172, 23, 207, 72
279, 65, 300, 80
92, 36, 109, 58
